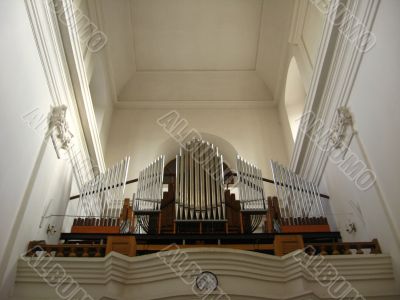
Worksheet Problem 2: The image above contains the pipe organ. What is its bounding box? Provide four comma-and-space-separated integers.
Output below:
270, 160, 329, 232
134, 156, 165, 233
72, 157, 130, 233
237, 155, 266, 211
69, 139, 330, 236
236, 156, 267, 232
175, 139, 225, 222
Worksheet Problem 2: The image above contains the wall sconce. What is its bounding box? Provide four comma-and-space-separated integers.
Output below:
345, 222, 357, 234
328, 107, 356, 159
46, 224, 57, 236
48, 105, 73, 159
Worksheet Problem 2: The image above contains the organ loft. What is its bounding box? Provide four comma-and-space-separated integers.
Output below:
31, 137, 360, 256
4, 0, 400, 299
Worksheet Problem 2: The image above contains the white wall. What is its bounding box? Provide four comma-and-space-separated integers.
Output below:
289, 0, 327, 93
0, 0, 73, 297
278, 98, 295, 158
275, 0, 327, 159
284, 57, 306, 140
256, 0, 294, 99
321, 0, 400, 287
106, 108, 289, 198
89, 52, 114, 156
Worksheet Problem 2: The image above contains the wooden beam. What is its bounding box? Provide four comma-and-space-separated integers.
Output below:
136, 244, 274, 251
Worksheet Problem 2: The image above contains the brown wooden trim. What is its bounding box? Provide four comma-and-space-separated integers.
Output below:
136, 243, 274, 251
307, 239, 382, 255
281, 224, 331, 233
106, 236, 136, 257
71, 226, 120, 234
274, 235, 304, 256
26, 237, 379, 258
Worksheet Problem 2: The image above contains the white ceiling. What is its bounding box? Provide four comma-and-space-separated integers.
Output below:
132, 0, 262, 71
118, 71, 272, 104
96, 0, 294, 106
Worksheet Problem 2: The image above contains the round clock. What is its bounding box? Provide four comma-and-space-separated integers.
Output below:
195, 271, 218, 293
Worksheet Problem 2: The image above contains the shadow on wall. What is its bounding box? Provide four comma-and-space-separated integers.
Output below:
284, 57, 306, 142
156, 132, 238, 168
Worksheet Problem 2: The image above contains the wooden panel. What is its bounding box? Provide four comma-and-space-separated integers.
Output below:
71, 226, 120, 234
281, 224, 330, 233
136, 244, 273, 252
274, 235, 304, 256
225, 191, 241, 234
106, 236, 137, 257
265, 197, 281, 233
160, 185, 175, 233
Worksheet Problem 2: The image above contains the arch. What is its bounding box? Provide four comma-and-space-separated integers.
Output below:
156, 132, 238, 168
284, 57, 306, 141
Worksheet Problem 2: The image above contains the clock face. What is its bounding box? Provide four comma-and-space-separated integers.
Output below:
196, 271, 218, 293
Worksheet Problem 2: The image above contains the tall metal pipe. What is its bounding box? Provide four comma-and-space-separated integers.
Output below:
175, 155, 180, 219
184, 146, 189, 219
194, 142, 200, 219
200, 142, 205, 219
220, 155, 225, 219
281, 165, 296, 222
276, 164, 287, 220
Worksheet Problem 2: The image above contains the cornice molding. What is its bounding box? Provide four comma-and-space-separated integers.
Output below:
289, 0, 380, 179
115, 99, 276, 109
25, 0, 105, 173
288, 0, 400, 249
55, 0, 106, 173
308, 0, 380, 183
287, 0, 315, 91
24, 0, 90, 156
289, 0, 341, 174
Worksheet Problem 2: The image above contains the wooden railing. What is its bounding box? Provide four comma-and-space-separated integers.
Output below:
305, 239, 381, 255
25, 238, 382, 258
26, 241, 106, 257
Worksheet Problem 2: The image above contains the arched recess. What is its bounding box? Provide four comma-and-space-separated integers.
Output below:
156, 132, 238, 169
284, 57, 306, 142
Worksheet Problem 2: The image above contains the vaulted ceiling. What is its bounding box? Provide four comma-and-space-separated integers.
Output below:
95, 0, 294, 107
133, 0, 262, 71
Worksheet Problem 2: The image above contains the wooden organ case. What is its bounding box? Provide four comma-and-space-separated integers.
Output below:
131, 139, 273, 235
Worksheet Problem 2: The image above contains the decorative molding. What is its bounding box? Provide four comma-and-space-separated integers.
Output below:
288, 0, 314, 90
296, 0, 380, 182
286, 0, 331, 98
327, 106, 356, 158
13, 249, 399, 300
289, 0, 342, 173
24, 0, 95, 173
49, 105, 74, 158
288, 0, 303, 45
299, 1, 317, 68
289, 0, 400, 248
114, 99, 275, 109
56, 0, 106, 173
